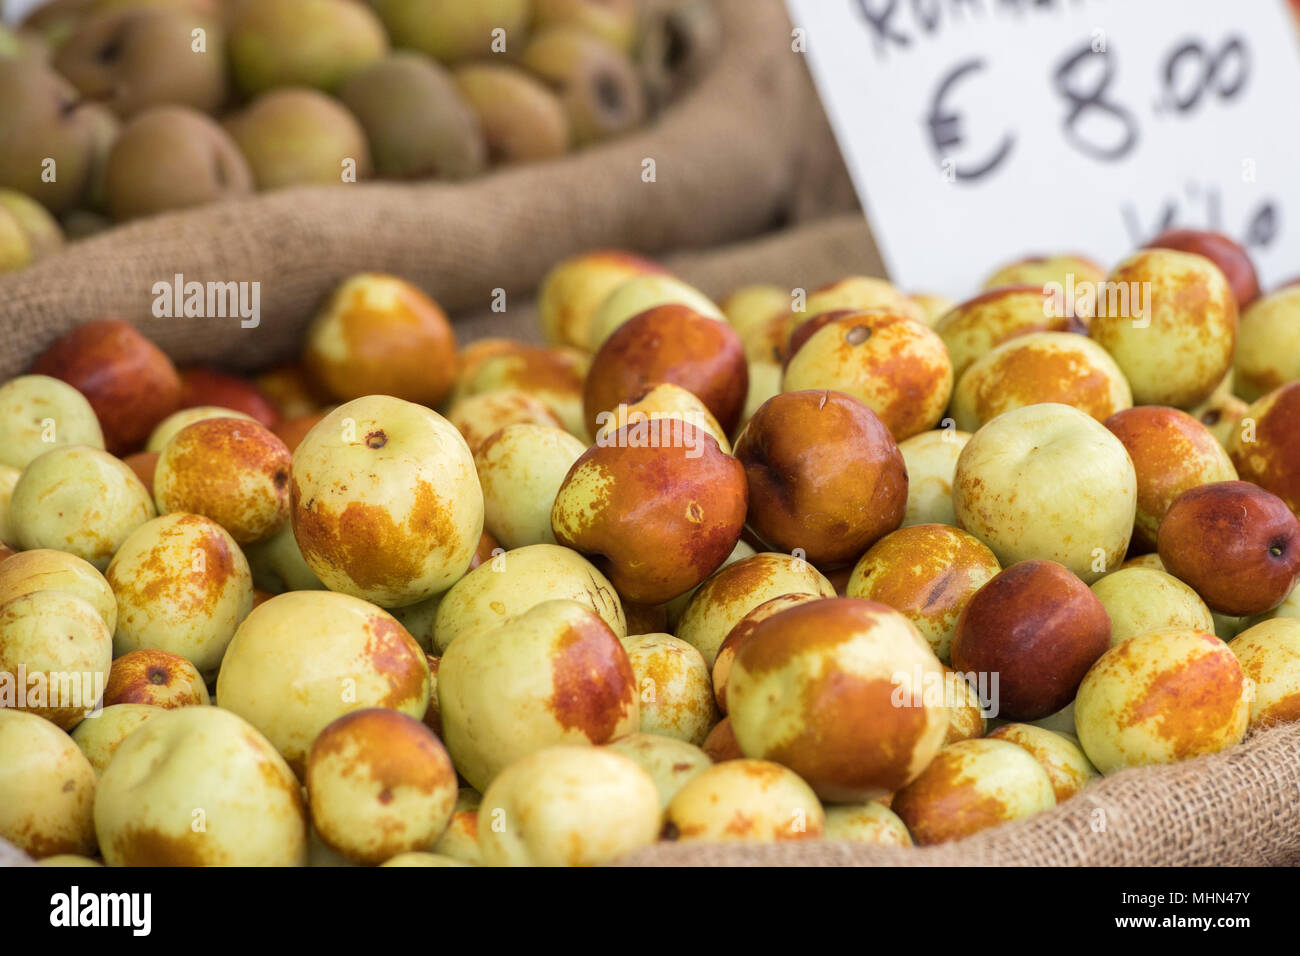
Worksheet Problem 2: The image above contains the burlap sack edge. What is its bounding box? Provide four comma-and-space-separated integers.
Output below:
615, 722, 1300, 867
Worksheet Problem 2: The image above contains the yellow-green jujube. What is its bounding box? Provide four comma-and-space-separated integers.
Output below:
478, 746, 661, 866
94, 706, 308, 866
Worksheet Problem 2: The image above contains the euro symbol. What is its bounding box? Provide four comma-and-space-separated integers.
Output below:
926, 58, 1014, 182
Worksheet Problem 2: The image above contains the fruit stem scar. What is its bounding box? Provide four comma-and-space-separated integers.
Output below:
365, 430, 388, 450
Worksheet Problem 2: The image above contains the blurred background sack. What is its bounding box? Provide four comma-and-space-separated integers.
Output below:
0, 0, 864, 379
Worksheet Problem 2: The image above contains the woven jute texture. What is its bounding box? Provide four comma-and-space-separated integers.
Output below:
0, 0, 856, 381
616, 722, 1300, 866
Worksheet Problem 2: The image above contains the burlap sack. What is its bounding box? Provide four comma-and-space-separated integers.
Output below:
0, 0, 857, 380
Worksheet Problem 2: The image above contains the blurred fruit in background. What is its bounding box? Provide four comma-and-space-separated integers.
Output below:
0, 0, 720, 260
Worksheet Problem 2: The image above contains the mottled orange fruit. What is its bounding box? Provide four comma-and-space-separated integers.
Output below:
468, 529, 500, 570
784, 276, 924, 346
273, 410, 329, 454
304, 273, 457, 406
1074, 628, 1249, 774
783, 309, 952, 441
453, 344, 588, 435
422, 654, 442, 735
712, 593, 823, 713
547, 613, 639, 742
1156, 481, 1300, 617
891, 739, 1055, 844
432, 788, 482, 865
153, 416, 292, 545
447, 390, 565, 454
981, 254, 1106, 296
847, 523, 1000, 664
663, 759, 824, 843
950, 560, 1111, 721
943, 669, 987, 744
537, 249, 667, 350
701, 715, 743, 762
1228, 618, 1300, 729
307, 708, 458, 865
1191, 389, 1248, 448
582, 304, 748, 436
1105, 405, 1238, 551
215, 591, 431, 778
1145, 229, 1260, 311
104, 648, 209, 709
622, 634, 718, 745
0, 711, 97, 858
676, 553, 836, 667
951, 331, 1131, 431
177, 367, 281, 429
1090, 248, 1238, 409
551, 422, 747, 605
1229, 382, 1300, 517
106, 513, 253, 676
726, 598, 950, 802
623, 599, 668, 636
437, 601, 638, 791
823, 801, 914, 844
256, 363, 330, 420
936, 283, 1088, 379
734, 389, 908, 567
290, 397, 482, 607
121, 451, 160, 497
30, 318, 182, 455
986, 723, 1099, 803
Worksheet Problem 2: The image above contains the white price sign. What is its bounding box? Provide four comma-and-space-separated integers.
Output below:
787, 0, 1300, 296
